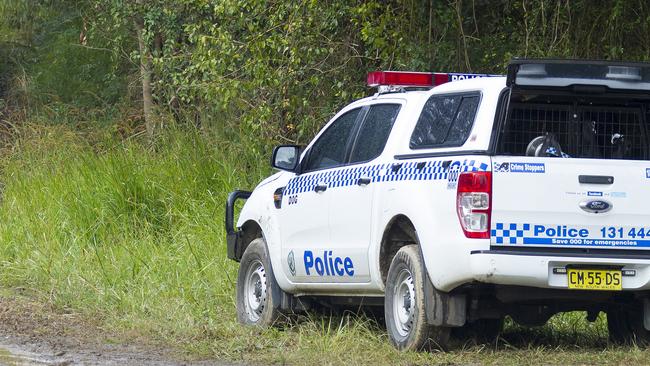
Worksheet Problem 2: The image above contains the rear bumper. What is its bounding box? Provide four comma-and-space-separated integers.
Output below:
469, 249, 650, 290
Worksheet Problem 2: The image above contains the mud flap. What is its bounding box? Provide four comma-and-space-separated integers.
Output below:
226, 231, 243, 261
643, 299, 650, 331
423, 272, 466, 327
279, 290, 310, 312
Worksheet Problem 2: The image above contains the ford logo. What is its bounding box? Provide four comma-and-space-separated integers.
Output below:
579, 199, 612, 214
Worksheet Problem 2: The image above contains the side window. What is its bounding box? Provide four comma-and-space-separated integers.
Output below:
410, 93, 480, 149
350, 104, 401, 163
303, 108, 361, 172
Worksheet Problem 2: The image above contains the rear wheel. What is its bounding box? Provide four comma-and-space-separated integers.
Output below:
607, 302, 650, 345
384, 245, 450, 351
236, 238, 283, 326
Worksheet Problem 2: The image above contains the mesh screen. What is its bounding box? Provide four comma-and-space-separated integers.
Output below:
499, 103, 649, 160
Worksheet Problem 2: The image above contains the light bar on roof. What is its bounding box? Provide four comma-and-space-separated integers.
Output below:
367, 71, 500, 89
433, 72, 499, 85
367, 71, 433, 88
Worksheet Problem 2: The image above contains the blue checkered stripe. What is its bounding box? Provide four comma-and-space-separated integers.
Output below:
375, 160, 447, 183
283, 159, 489, 195
284, 164, 387, 195
491, 223, 531, 244
462, 160, 489, 173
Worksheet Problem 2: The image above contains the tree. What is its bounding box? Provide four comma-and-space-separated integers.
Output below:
88, 0, 169, 140
134, 0, 155, 139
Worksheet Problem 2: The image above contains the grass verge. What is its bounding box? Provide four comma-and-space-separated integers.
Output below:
0, 124, 648, 365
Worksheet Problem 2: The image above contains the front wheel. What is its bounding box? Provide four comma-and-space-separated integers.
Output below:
236, 238, 283, 326
384, 245, 450, 351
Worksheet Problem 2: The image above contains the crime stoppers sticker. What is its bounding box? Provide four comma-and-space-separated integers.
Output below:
493, 162, 545, 174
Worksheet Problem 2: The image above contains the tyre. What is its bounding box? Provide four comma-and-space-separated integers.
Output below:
236, 238, 283, 326
607, 302, 650, 345
384, 245, 450, 351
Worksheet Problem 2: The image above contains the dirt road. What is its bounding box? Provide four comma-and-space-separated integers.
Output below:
0, 295, 233, 366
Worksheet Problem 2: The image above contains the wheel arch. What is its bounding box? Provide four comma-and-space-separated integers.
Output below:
238, 219, 264, 258
379, 214, 419, 286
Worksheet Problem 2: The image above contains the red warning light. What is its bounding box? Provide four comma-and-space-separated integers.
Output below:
367, 71, 434, 88
368, 71, 500, 89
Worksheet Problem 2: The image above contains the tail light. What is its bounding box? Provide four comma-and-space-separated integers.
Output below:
456, 171, 492, 239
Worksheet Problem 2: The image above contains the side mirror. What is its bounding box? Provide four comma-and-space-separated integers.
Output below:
271, 145, 300, 172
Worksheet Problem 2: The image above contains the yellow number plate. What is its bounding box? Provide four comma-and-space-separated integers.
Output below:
567, 269, 622, 291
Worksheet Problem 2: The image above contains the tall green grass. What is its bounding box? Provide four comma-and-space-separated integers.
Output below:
0, 123, 647, 365
0, 124, 266, 332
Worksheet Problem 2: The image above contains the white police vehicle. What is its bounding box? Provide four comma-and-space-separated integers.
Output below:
226, 59, 650, 350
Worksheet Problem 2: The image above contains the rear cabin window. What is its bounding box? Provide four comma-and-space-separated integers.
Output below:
410, 93, 480, 149
497, 92, 650, 160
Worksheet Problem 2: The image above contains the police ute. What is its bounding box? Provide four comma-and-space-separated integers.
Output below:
225, 59, 650, 350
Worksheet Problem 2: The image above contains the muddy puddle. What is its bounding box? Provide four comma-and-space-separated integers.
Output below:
0, 336, 230, 366
0, 297, 229, 365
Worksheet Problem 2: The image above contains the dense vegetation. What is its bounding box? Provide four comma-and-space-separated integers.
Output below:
4, 1, 650, 144
2, 0, 650, 364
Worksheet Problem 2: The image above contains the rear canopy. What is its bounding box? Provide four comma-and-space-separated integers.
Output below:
507, 59, 650, 91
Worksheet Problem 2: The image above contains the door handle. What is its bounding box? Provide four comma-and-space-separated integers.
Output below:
579, 175, 614, 184
357, 177, 371, 186
314, 183, 328, 193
